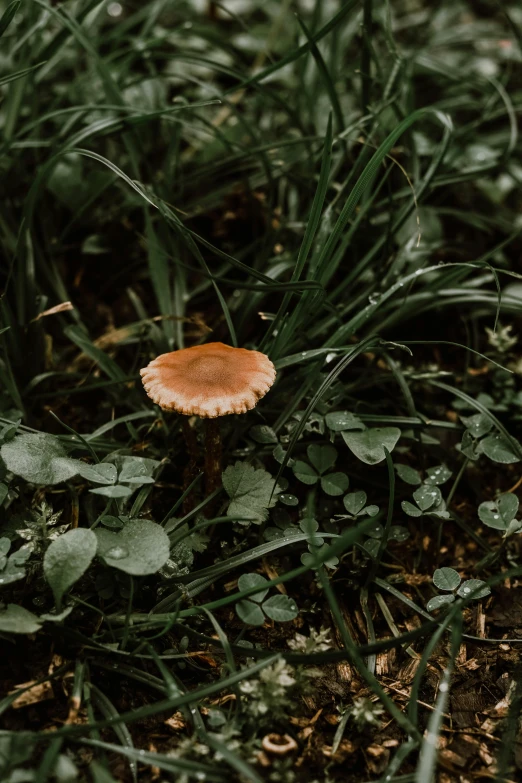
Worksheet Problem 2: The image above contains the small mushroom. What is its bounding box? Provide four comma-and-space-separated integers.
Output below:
261, 733, 298, 755
140, 342, 275, 504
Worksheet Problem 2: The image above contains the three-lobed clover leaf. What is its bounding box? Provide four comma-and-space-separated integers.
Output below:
428, 567, 490, 612
235, 572, 298, 626
292, 445, 349, 497
342, 427, 401, 465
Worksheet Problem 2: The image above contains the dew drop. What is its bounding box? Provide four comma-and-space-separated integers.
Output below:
462, 587, 470, 593
107, 2, 122, 17
493, 515, 500, 519
368, 293, 380, 305
439, 682, 448, 692
106, 545, 129, 560
279, 494, 299, 507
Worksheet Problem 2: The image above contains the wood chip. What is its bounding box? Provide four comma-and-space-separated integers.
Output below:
10, 680, 54, 709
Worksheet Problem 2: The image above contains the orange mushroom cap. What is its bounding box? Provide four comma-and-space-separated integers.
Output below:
140, 342, 276, 418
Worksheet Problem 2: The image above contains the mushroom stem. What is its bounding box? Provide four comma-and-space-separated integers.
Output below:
181, 417, 200, 513
204, 418, 222, 505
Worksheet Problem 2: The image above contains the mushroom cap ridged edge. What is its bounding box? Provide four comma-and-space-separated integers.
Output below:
139, 344, 276, 418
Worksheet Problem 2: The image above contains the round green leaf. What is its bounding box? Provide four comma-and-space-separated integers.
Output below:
44, 529, 98, 608
401, 500, 422, 518
307, 444, 337, 474
343, 491, 367, 515
460, 413, 494, 438
425, 465, 452, 485
498, 492, 519, 522
481, 433, 521, 464
413, 484, 442, 512
325, 411, 364, 432
388, 525, 410, 542
238, 573, 269, 603
90, 485, 134, 498
426, 594, 455, 613
341, 427, 401, 465
395, 464, 422, 485
0, 604, 42, 634
95, 520, 170, 576
262, 594, 298, 622
249, 425, 278, 444
433, 567, 461, 592
292, 460, 318, 485
457, 579, 491, 600
478, 501, 507, 530
321, 472, 349, 496
1, 433, 81, 485
236, 599, 265, 626
77, 463, 117, 485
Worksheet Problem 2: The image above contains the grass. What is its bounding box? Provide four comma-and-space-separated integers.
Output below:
1, 0, 522, 781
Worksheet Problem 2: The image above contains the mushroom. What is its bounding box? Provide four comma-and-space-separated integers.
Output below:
140, 342, 276, 504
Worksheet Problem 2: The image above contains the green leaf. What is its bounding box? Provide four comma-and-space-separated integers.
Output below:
499, 493, 519, 521
425, 465, 452, 485
343, 491, 367, 515
236, 599, 265, 626
44, 529, 98, 609
401, 500, 422, 518
321, 472, 349, 496
0, 544, 30, 586
0, 483, 8, 505
222, 462, 279, 524
307, 444, 337, 474
478, 493, 518, 530
0, 604, 42, 634
299, 517, 323, 546
460, 413, 493, 438
433, 567, 461, 592
395, 464, 422, 485
1, 433, 81, 485
363, 539, 380, 558
249, 425, 278, 444
237, 573, 269, 603
292, 460, 319, 485
481, 433, 521, 464
388, 526, 410, 542
262, 594, 298, 622
460, 430, 482, 461
118, 456, 160, 485
426, 594, 455, 613
78, 463, 117, 485
272, 445, 296, 467
413, 485, 442, 512
341, 427, 401, 465
90, 485, 134, 498
324, 411, 364, 432
457, 579, 491, 600
95, 520, 170, 576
